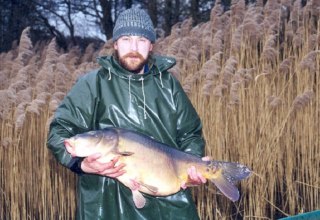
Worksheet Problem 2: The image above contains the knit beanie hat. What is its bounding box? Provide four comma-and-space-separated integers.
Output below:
113, 8, 156, 43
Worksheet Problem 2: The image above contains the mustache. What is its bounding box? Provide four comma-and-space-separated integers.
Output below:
123, 52, 144, 60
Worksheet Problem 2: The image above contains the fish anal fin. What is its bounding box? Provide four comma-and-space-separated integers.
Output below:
132, 190, 146, 209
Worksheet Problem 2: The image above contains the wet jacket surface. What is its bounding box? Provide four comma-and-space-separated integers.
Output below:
47, 55, 205, 220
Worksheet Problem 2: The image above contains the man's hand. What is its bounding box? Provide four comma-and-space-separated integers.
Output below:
81, 153, 126, 178
181, 156, 211, 189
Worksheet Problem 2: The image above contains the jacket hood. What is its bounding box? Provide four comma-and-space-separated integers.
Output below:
96, 54, 176, 81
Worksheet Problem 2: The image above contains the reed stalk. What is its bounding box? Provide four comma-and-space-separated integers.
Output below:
1, 1, 319, 219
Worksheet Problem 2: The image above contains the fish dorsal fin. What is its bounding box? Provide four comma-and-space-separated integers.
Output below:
132, 190, 146, 209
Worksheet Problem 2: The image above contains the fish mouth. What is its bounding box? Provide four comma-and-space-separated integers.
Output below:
64, 139, 76, 157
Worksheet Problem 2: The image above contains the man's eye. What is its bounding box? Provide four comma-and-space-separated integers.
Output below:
121, 37, 130, 41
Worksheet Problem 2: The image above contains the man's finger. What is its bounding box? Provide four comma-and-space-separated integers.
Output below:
187, 166, 207, 184
86, 153, 102, 162
198, 173, 207, 183
187, 166, 196, 180
202, 156, 211, 161
100, 163, 126, 176
109, 156, 121, 166
108, 170, 126, 178
181, 181, 187, 190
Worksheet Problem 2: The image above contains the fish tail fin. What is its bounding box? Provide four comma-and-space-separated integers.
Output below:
210, 173, 240, 201
209, 161, 251, 202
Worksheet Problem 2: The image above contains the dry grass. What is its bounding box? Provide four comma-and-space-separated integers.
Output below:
1, 0, 319, 219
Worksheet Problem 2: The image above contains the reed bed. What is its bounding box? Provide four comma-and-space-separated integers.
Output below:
1, 0, 319, 219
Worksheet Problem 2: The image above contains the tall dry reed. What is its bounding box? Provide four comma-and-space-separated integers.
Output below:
1, 1, 319, 219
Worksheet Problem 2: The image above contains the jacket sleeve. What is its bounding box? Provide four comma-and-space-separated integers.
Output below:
47, 72, 99, 172
173, 77, 205, 158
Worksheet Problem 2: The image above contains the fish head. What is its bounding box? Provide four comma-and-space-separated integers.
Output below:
64, 129, 118, 157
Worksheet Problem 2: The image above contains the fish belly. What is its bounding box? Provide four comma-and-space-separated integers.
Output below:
116, 138, 181, 196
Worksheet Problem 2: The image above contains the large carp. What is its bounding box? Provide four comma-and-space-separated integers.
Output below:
64, 128, 251, 208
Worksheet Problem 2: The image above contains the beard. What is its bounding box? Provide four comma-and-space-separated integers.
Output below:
115, 50, 149, 74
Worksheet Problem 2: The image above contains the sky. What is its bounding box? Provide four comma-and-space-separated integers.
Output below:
49, 10, 107, 41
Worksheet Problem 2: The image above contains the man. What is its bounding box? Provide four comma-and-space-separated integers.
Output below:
47, 8, 206, 220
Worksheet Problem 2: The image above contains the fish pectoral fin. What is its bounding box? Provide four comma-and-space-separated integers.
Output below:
115, 150, 134, 156
131, 178, 158, 194
139, 182, 159, 194
132, 190, 146, 209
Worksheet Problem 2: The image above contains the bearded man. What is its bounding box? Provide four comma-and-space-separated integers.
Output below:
48, 8, 206, 220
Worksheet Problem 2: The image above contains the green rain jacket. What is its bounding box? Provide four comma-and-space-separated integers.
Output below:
47, 55, 205, 220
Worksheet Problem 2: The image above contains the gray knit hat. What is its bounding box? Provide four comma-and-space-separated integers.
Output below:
113, 8, 156, 43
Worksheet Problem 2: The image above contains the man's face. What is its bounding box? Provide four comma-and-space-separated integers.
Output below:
114, 36, 153, 74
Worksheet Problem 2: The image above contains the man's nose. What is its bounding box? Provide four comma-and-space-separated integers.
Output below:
130, 39, 138, 51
